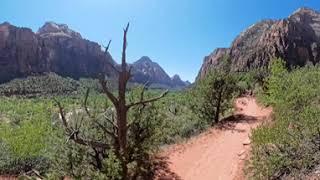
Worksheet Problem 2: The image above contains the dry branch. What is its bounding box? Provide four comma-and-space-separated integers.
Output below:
99, 78, 118, 106
127, 90, 169, 108
103, 39, 120, 73
83, 88, 92, 117
94, 120, 117, 139
104, 40, 112, 52
54, 98, 110, 150
53, 98, 71, 133
55, 23, 168, 179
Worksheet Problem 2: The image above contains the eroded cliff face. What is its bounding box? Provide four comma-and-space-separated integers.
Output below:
0, 22, 40, 82
0, 22, 188, 88
198, 48, 230, 79
198, 7, 320, 80
0, 22, 117, 83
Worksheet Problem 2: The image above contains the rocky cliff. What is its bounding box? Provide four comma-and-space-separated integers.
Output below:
0, 22, 117, 83
198, 7, 320, 79
0, 22, 188, 88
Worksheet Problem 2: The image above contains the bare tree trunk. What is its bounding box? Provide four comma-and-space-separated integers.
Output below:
56, 22, 168, 180
117, 29, 129, 155
117, 23, 130, 179
116, 97, 129, 178
92, 148, 103, 170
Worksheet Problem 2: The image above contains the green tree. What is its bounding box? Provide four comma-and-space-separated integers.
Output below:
261, 58, 288, 105
53, 23, 168, 179
191, 70, 239, 125
249, 59, 320, 179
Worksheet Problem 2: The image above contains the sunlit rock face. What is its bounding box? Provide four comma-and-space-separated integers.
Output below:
198, 7, 320, 80
0, 22, 188, 88
37, 22, 82, 39
0, 21, 117, 83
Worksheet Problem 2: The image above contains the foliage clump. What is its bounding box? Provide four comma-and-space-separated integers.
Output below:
190, 68, 241, 125
0, 98, 53, 176
249, 58, 320, 179
47, 23, 171, 180
0, 73, 79, 97
0, 87, 210, 178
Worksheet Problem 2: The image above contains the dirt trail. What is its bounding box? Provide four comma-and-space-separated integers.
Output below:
157, 97, 272, 180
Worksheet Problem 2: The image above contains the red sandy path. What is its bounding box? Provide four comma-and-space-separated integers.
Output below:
158, 97, 272, 180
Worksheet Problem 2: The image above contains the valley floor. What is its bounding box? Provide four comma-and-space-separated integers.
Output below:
157, 97, 272, 180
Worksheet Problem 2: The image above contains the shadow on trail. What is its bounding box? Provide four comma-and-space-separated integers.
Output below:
217, 114, 258, 132
153, 156, 182, 180
154, 114, 258, 179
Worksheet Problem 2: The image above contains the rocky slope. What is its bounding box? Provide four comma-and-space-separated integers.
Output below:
0, 22, 188, 88
0, 22, 117, 83
171, 74, 191, 87
198, 7, 320, 79
131, 56, 189, 88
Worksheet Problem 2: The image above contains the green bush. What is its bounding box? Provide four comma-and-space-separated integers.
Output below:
0, 155, 50, 175
0, 79, 237, 178
0, 90, 197, 177
189, 70, 240, 125
0, 98, 54, 175
47, 87, 170, 179
154, 92, 208, 143
0, 73, 79, 97
249, 58, 320, 179
236, 68, 268, 94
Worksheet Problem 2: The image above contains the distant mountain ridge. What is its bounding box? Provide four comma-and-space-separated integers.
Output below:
0, 22, 188, 89
198, 7, 320, 80
131, 56, 190, 88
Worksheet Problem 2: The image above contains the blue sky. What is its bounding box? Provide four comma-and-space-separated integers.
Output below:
1, 0, 320, 82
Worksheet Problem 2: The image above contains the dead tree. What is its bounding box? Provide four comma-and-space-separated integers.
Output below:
55, 23, 168, 179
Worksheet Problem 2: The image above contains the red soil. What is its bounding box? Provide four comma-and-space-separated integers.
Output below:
157, 97, 272, 180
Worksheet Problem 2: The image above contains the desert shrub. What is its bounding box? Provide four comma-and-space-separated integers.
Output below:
46, 93, 121, 179
236, 68, 268, 94
0, 89, 198, 178
0, 98, 54, 175
47, 85, 168, 179
0, 73, 79, 97
249, 58, 320, 179
190, 70, 240, 125
79, 78, 103, 93
47, 129, 122, 179
0, 155, 50, 176
154, 92, 207, 143
126, 96, 166, 179
0, 86, 224, 178
257, 58, 288, 106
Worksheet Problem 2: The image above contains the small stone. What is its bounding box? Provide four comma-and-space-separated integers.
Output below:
243, 138, 251, 145
239, 154, 247, 160
238, 150, 246, 156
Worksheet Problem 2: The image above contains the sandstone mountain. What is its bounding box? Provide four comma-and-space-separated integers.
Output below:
171, 74, 191, 87
0, 21, 117, 83
198, 7, 320, 79
0, 22, 188, 88
131, 56, 189, 88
